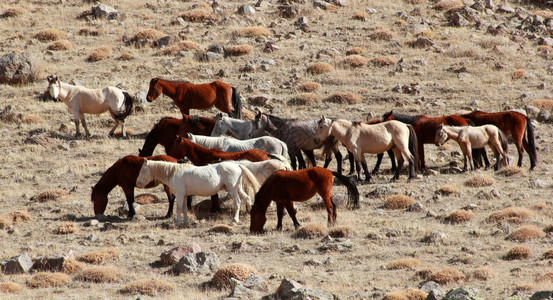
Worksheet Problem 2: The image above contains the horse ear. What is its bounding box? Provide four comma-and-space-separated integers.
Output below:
186, 132, 193, 139
143, 158, 149, 164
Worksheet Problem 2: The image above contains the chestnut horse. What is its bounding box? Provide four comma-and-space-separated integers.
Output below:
250, 167, 359, 233
138, 115, 216, 157
146, 78, 242, 119
91, 155, 180, 220
460, 110, 537, 170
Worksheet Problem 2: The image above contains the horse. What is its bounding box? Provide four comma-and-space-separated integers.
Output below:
187, 133, 290, 160
136, 159, 259, 226
211, 113, 254, 140
47, 75, 133, 137
435, 124, 509, 171
314, 117, 418, 182
460, 110, 537, 170
138, 115, 216, 157
146, 77, 242, 119
249, 166, 359, 233
91, 155, 181, 220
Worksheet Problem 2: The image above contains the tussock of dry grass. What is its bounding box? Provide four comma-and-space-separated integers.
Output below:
472, 267, 494, 281
208, 224, 233, 234
0, 282, 23, 293
76, 266, 120, 283
225, 44, 253, 56
1, 7, 28, 18
288, 93, 319, 106
307, 62, 334, 74
179, 9, 213, 22
27, 272, 71, 288
537, 272, 553, 283
352, 12, 367, 21
434, 0, 464, 11
383, 288, 427, 300
133, 29, 166, 41
120, 279, 175, 296
0, 216, 12, 229
404, 0, 426, 3
530, 99, 553, 111
118, 53, 133, 60
7, 210, 31, 223
497, 165, 522, 177
347, 47, 364, 55
508, 225, 546, 241
62, 258, 84, 274
371, 29, 394, 41
293, 223, 327, 239
87, 47, 112, 62
534, 10, 553, 18
542, 248, 553, 259
386, 258, 421, 270
514, 283, 535, 291
233, 26, 271, 37
371, 56, 396, 67
487, 207, 534, 223
55, 222, 79, 235
436, 185, 459, 195
512, 69, 527, 79
34, 28, 66, 42
77, 247, 120, 264
78, 27, 105, 36
384, 195, 415, 210
446, 47, 481, 58
343, 55, 367, 68
47, 40, 73, 51
464, 174, 495, 187
505, 245, 531, 260
328, 226, 357, 238
134, 194, 160, 205
32, 189, 67, 202
297, 81, 321, 92
544, 223, 553, 233
156, 41, 199, 56
21, 115, 43, 124
323, 92, 361, 105
212, 263, 257, 289
446, 210, 474, 224
429, 267, 466, 284
406, 37, 434, 48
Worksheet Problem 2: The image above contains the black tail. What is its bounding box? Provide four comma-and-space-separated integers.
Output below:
332, 172, 359, 209
498, 129, 509, 154
114, 91, 134, 121
231, 87, 242, 119
407, 124, 419, 174
524, 116, 537, 169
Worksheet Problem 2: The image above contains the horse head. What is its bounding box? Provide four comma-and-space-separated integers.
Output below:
135, 158, 152, 188
314, 116, 332, 144
90, 186, 108, 215
249, 203, 267, 234
434, 124, 448, 146
47, 75, 60, 100
382, 110, 394, 121
146, 77, 161, 102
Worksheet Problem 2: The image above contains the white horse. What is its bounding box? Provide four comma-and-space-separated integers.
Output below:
211, 113, 254, 139
187, 132, 290, 161
136, 159, 260, 226
47, 75, 133, 137
435, 124, 509, 171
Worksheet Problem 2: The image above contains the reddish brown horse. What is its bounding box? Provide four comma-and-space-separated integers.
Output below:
461, 110, 537, 170
146, 78, 242, 119
138, 115, 216, 157
91, 155, 178, 219
250, 167, 359, 233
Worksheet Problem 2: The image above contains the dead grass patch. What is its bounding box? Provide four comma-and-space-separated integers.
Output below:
212, 263, 257, 289
55, 222, 79, 235
7, 210, 31, 223
404, 0, 426, 3
534, 10, 553, 18
179, 9, 214, 22
504, 245, 531, 260
386, 258, 421, 270
512, 69, 527, 79
118, 53, 133, 60
62, 258, 84, 274
76, 266, 120, 283
32, 189, 68, 202
156, 41, 199, 56
514, 284, 535, 291
343, 55, 367, 68
445, 210, 474, 224
384, 195, 415, 210
77, 247, 120, 264
472, 267, 494, 281
78, 27, 105, 36
21, 115, 44, 124
233, 26, 271, 37
508, 225, 546, 241
87, 47, 112, 62
446, 47, 481, 58
435, 185, 459, 195
487, 207, 534, 223
208, 224, 233, 234
352, 12, 367, 21
464, 174, 495, 187
383, 289, 427, 300
323, 92, 361, 104
537, 272, 553, 283
133, 29, 166, 41
497, 165, 522, 177
0, 282, 23, 293
134, 194, 160, 205
1, 7, 28, 18
542, 248, 553, 259
415, 30, 437, 39
347, 47, 364, 55
293, 223, 327, 239
288, 93, 319, 106
328, 226, 357, 238
371, 56, 396, 67
47, 40, 73, 51
307, 62, 334, 74
406, 37, 434, 49
225, 44, 253, 56
120, 279, 175, 297
297, 81, 321, 92
371, 29, 394, 41
0, 216, 13, 229
429, 267, 466, 284
34, 28, 66, 42
27, 272, 71, 288
434, 0, 464, 11
544, 223, 553, 233
530, 99, 553, 111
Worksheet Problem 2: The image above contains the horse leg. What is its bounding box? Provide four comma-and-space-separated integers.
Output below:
109, 119, 120, 137
418, 143, 425, 171
175, 193, 184, 227
297, 152, 307, 169
210, 195, 221, 213
304, 150, 316, 167
163, 185, 175, 218
284, 202, 300, 229
276, 202, 284, 231
347, 150, 355, 175
122, 186, 135, 220
389, 150, 397, 172
73, 113, 81, 137
229, 187, 241, 223
333, 150, 343, 175
80, 114, 91, 137
391, 148, 404, 181
372, 153, 384, 174
360, 155, 371, 183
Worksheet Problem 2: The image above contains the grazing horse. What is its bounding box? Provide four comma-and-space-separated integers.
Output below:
314, 117, 418, 182
460, 110, 537, 170
91, 155, 181, 220
249, 167, 359, 233
146, 77, 242, 119
187, 133, 289, 160
47, 75, 133, 137
136, 159, 259, 225
435, 124, 509, 171
211, 113, 254, 139
138, 115, 216, 157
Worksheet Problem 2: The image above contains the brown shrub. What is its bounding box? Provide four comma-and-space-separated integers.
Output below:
47, 40, 73, 51
87, 47, 112, 62
436, 185, 459, 195
384, 195, 415, 210
7, 210, 31, 223
134, 194, 160, 205
514, 284, 535, 291
508, 225, 546, 241
0, 282, 23, 293
225, 44, 253, 56
352, 12, 367, 21
429, 268, 466, 284
497, 165, 522, 177
212, 263, 257, 289
534, 10, 553, 18
487, 207, 534, 223
542, 248, 553, 259
415, 30, 437, 39
464, 174, 495, 187
55, 222, 79, 235
343, 55, 367, 68
288, 93, 319, 106
27, 272, 71, 288
34, 28, 66, 42
371, 29, 394, 41
1, 7, 28, 18
534, 203, 547, 210
62, 258, 84, 274
77, 247, 120, 264
233, 26, 271, 37
323, 92, 361, 105
512, 69, 527, 79
530, 99, 553, 111
32, 189, 67, 202
156, 41, 200, 56
78, 27, 105, 36
328, 226, 357, 238
537, 45, 553, 58
545, 223, 553, 233
76, 266, 120, 283
0, 216, 12, 229
118, 53, 133, 60
208, 224, 233, 234
371, 56, 396, 67
472, 267, 494, 281
298, 81, 321, 92
179, 9, 214, 22
120, 279, 175, 297
504, 245, 531, 260
384, 288, 427, 300
537, 272, 553, 283
406, 37, 435, 49
386, 258, 421, 270
133, 29, 166, 41
307, 62, 334, 74
446, 210, 474, 224
21, 115, 44, 124
434, 0, 464, 11
293, 223, 327, 239
446, 47, 481, 58
347, 47, 364, 55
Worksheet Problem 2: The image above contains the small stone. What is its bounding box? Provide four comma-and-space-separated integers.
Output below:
537, 110, 551, 123
85, 219, 99, 227
237, 5, 256, 15
277, 279, 303, 299
408, 202, 424, 212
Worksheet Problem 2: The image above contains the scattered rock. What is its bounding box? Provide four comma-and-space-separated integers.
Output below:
32, 253, 73, 272
172, 252, 220, 274
160, 243, 202, 265
1, 253, 33, 274
318, 239, 353, 252
419, 281, 444, 299
531, 291, 553, 300
0, 52, 35, 85
93, 3, 118, 20
229, 273, 267, 298
237, 5, 256, 15
422, 231, 446, 243
442, 287, 484, 300
537, 110, 551, 123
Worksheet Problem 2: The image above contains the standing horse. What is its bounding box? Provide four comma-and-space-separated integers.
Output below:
461, 110, 537, 170
91, 155, 181, 220
47, 75, 133, 137
249, 167, 359, 233
435, 124, 509, 171
187, 133, 289, 160
138, 115, 216, 157
211, 113, 254, 139
146, 78, 242, 119
136, 159, 259, 225
314, 117, 418, 182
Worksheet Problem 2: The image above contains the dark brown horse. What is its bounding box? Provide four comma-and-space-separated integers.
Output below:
249, 167, 359, 233
461, 110, 537, 170
138, 115, 216, 157
146, 78, 242, 119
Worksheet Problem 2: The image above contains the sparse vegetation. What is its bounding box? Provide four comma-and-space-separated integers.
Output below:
323, 92, 361, 104
508, 225, 546, 241
77, 247, 120, 264
464, 174, 495, 187
297, 81, 321, 92
76, 266, 120, 283
307, 62, 334, 74
120, 279, 175, 296
293, 223, 327, 239
384, 195, 415, 210
504, 245, 531, 260
34, 28, 66, 42
27, 272, 71, 288
211, 264, 257, 289
87, 47, 112, 62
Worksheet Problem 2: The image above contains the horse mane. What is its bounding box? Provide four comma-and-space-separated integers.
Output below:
352, 121, 362, 126
150, 160, 184, 182
156, 78, 191, 84
151, 116, 177, 131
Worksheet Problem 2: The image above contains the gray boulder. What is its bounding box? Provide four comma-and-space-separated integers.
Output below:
442, 287, 484, 300
0, 52, 35, 85
530, 291, 553, 300
160, 243, 201, 265
172, 251, 220, 274
93, 3, 119, 20
1, 253, 33, 274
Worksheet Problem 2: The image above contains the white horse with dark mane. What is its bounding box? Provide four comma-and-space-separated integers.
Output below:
47, 75, 133, 137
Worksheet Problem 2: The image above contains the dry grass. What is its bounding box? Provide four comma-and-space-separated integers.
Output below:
156, 41, 199, 56
47, 40, 73, 51
21, 115, 44, 124
179, 9, 214, 22
211, 263, 257, 289
62, 258, 84, 274
464, 174, 495, 187
233, 26, 271, 38
371, 56, 396, 67
384, 195, 416, 210
208, 224, 233, 234
347, 47, 364, 55
436, 185, 459, 195
288, 93, 319, 106
7, 210, 31, 223
371, 29, 394, 41
514, 284, 535, 291
445, 210, 475, 224
297, 81, 321, 92
472, 267, 494, 281
132, 29, 166, 41
307, 62, 334, 75
446, 47, 481, 58
386, 258, 421, 270
1, 7, 28, 18
406, 37, 434, 48
120, 279, 175, 297
27, 272, 71, 288
537, 272, 553, 283
292, 223, 327, 239
487, 207, 534, 224
78, 27, 105, 36
434, 0, 464, 11
323, 92, 361, 105
404, 0, 426, 3
504, 245, 531, 260
34, 28, 66, 42
383, 289, 427, 300
225, 44, 253, 56
87, 47, 112, 62
0, 282, 23, 293
76, 266, 120, 283
512, 69, 527, 79
545, 223, 553, 233
530, 99, 553, 111
508, 225, 546, 241
134, 194, 160, 205
328, 226, 357, 238
55, 222, 79, 235
542, 248, 553, 259
32, 189, 67, 202
343, 55, 368, 68
0, 216, 13, 229
352, 12, 367, 21
533, 10, 553, 18
497, 165, 523, 177
429, 267, 466, 284
118, 52, 133, 61
77, 247, 120, 264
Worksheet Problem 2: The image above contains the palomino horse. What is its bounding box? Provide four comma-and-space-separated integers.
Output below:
146, 78, 242, 119
47, 75, 133, 137
249, 166, 359, 233
187, 133, 289, 160
138, 115, 216, 157
461, 110, 537, 170
435, 124, 509, 171
211, 113, 254, 139
91, 155, 181, 220
136, 159, 259, 225
314, 117, 418, 182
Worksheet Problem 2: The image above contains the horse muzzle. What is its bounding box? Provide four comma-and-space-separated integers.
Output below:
435, 143, 441, 147
314, 138, 321, 144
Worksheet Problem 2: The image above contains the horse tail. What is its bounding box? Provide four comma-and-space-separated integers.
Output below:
497, 128, 509, 154
524, 116, 537, 168
238, 165, 261, 200
231, 87, 242, 119
114, 91, 134, 121
331, 172, 359, 209
268, 154, 292, 170
407, 124, 419, 172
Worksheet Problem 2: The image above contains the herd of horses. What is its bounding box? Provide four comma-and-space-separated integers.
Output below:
47, 76, 538, 233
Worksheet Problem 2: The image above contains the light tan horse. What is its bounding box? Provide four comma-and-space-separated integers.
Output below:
314, 117, 418, 182
435, 124, 509, 171
47, 75, 133, 137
